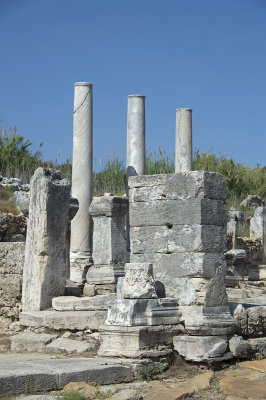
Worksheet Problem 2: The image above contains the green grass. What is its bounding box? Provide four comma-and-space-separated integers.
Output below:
0, 185, 19, 215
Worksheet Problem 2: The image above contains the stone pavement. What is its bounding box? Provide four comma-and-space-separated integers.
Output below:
0, 353, 134, 396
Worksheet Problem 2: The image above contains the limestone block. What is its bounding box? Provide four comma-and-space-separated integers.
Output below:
248, 337, 266, 357
229, 335, 252, 358
131, 253, 227, 305
108, 389, 143, 400
250, 207, 264, 240
246, 306, 266, 337
106, 298, 180, 326
130, 252, 226, 279
130, 225, 226, 254
90, 195, 128, 217
22, 168, 70, 311
46, 338, 95, 354
99, 325, 182, 358
122, 263, 157, 299
13, 191, 30, 216
92, 216, 126, 265
173, 335, 229, 361
52, 295, 115, 311
179, 305, 237, 335
10, 332, 57, 352
86, 265, 125, 284
129, 198, 227, 227
83, 283, 96, 297
128, 171, 226, 202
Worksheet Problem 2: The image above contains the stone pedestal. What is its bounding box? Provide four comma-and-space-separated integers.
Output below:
99, 262, 181, 357
22, 168, 70, 311
175, 108, 192, 173
86, 194, 128, 285
70, 82, 93, 283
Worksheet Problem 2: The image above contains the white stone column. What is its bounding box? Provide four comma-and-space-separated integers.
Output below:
175, 108, 192, 173
126, 95, 146, 255
126, 95, 146, 179
70, 82, 93, 283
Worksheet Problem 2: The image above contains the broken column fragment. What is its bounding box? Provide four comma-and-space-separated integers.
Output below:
86, 194, 128, 287
22, 168, 70, 311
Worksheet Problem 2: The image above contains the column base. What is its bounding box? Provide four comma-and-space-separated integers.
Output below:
70, 251, 92, 284
86, 264, 125, 284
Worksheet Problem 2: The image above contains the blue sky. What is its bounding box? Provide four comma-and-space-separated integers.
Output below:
0, 0, 265, 168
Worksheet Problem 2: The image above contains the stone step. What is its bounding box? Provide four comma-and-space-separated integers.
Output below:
20, 310, 107, 331
52, 294, 115, 311
0, 356, 134, 396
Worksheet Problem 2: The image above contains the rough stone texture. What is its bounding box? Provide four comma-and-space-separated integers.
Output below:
129, 198, 226, 227
109, 389, 143, 400
228, 335, 252, 358
0, 211, 26, 242
173, 335, 229, 362
250, 206, 264, 240
128, 171, 227, 202
131, 224, 226, 254
46, 338, 95, 354
128, 172, 228, 308
230, 303, 266, 337
20, 310, 107, 331
179, 305, 237, 335
0, 357, 134, 396
52, 295, 115, 311
122, 263, 157, 299
106, 298, 181, 326
99, 325, 182, 358
13, 191, 30, 216
143, 372, 213, 400
240, 194, 265, 209
86, 265, 125, 284
22, 168, 70, 311
249, 264, 266, 281
10, 332, 57, 352
0, 242, 25, 320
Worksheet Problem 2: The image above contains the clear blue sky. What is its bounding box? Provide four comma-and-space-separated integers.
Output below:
0, 0, 265, 168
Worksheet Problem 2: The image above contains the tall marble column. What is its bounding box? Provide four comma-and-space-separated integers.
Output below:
175, 108, 192, 173
70, 82, 93, 283
126, 95, 146, 255
126, 95, 146, 179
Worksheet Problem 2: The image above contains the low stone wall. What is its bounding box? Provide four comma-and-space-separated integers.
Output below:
0, 212, 27, 242
0, 242, 25, 320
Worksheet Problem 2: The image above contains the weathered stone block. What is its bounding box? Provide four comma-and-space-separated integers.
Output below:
52, 295, 115, 311
179, 305, 237, 335
129, 198, 227, 227
99, 325, 182, 358
86, 265, 125, 284
128, 171, 226, 202
90, 195, 128, 217
10, 332, 57, 352
0, 242, 25, 319
92, 217, 126, 265
173, 335, 229, 362
106, 298, 180, 326
22, 168, 70, 311
122, 263, 157, 299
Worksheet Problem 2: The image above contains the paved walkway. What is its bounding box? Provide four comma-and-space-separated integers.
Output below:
0, 353, 134, 396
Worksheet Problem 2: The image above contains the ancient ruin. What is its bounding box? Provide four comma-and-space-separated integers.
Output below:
0, 82, 265, 398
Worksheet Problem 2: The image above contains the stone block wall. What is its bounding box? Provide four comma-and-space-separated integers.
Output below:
0, 242, 25, 320
128, 171, 228, 307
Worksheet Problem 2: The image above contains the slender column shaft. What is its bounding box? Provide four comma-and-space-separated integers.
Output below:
126, 95, 146, 179
70, 82, 93, 256
175, 108, 192, 173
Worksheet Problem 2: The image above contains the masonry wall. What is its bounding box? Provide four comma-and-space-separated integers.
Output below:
0, 242, 25, 320
128, 171, 228, 306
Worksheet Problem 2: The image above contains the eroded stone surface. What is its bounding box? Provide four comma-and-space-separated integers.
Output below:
22, 168, 70, 311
